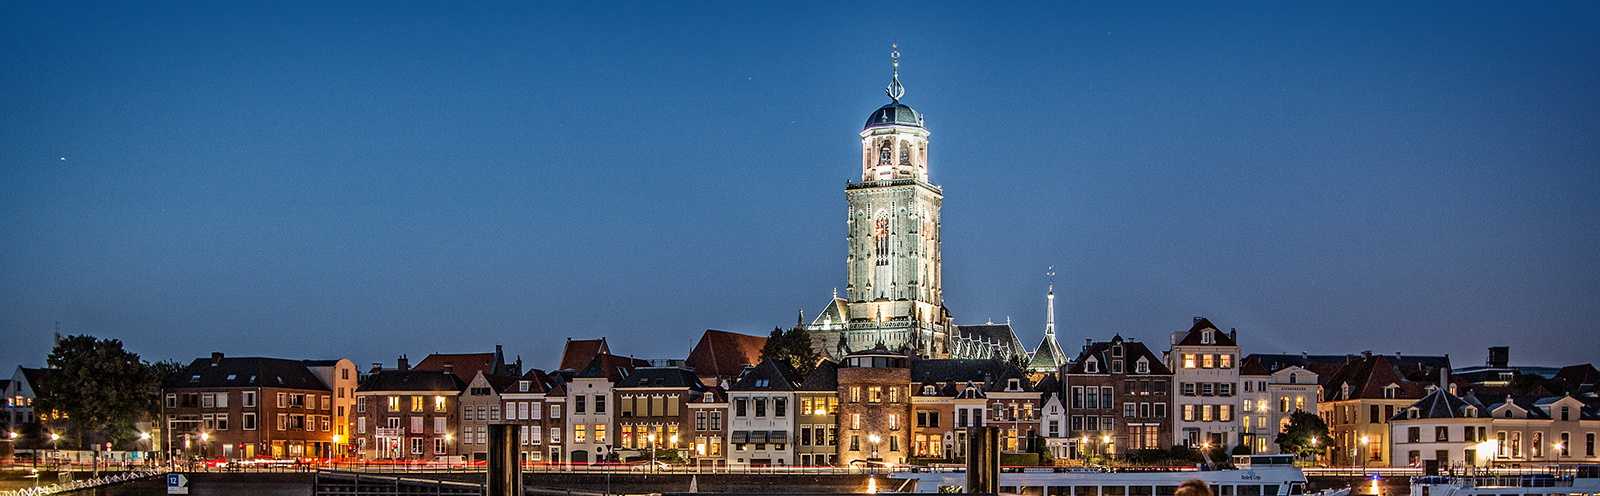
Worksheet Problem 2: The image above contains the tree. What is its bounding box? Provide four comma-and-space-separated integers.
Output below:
35, 335, 159, 448
1275, 411, 1330, 460
759, 326, 822, 376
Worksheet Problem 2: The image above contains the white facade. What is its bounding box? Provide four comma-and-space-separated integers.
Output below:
1240, 366, 1319, 455
727, 391, 796, 467
1168, 323, 1243, 448
566, 376, 613, 465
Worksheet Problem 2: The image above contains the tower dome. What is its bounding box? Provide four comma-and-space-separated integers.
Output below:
864, 101, 925, 130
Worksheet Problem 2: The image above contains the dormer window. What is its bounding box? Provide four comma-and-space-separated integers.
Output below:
1135, 358, 1150, 374
519, 381, 531, 392
1408, 407, 1420, 419
1085, 359, 1099, 374
1464, 406, 1477, 417
1007, 379, 1020, 391
704, 394, 715, 403
1505, 410, 1514, 418
1202, 330, 1214, 344
1383, 385, 1398, 399
923, 385, 935, 395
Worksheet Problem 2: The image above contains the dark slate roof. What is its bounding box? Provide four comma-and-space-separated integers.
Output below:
167, 357, 330, 390
1065, 336, 1172, 376
0, 379, 10, 393
1485, 395, 1554, 419
616, 367, 706, 390
864, 101, 925, 130
954, 382, 986, 399
910, 358, 1031, 392
1027, 333, 1068, 371
1173, 318, 1237, 347
1239, 356, 1272, 376
1246, 354, 1354, 373
301, 359, 342, 367
1034, 374, 1062, 402
1391, 389, 1489, 421
576, 353, 649, 382
499, 369, 559, 394
800, 360, 839, 391
357, 369, 467, 393
558, 338, 610, 372
1322, 355, 1427, 402
1555, 364, 1600, 394
685, 330, 767, 379
729, 358, 803, 392
19, 367, 46, 390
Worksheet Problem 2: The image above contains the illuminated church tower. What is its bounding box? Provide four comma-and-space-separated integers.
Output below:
807, 48, 953, 359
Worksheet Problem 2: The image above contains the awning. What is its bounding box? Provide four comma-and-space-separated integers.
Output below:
731, 431, 748, 444
750, 431, 768, 444
769, 431, 788, 444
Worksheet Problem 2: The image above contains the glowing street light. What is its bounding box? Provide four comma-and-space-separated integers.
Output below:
869, 434, 881, 460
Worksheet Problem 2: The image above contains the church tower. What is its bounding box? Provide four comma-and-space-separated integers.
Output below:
808, 48, 951, 359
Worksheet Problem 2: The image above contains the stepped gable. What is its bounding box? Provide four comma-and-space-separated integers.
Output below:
729, 358, 804, 392
685, 329, 768, 379
557, 338, 611, 372
168, 356, 329, 390
800, 360, 840, 391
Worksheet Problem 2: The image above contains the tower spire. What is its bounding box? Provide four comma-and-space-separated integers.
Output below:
1045, 266, 1056, 336
886, 44, 904, 101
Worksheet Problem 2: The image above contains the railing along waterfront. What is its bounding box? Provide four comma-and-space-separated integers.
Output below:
0, 468, 166, 496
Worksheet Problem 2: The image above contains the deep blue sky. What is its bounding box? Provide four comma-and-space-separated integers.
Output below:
3, 1, 1597, 373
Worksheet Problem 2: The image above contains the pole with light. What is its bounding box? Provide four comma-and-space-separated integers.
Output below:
1360, 436, 1368, 473
139, 432, 151, 466
648, 433, 656, 473
49, 433, 60, 471
869, 434, 881, 461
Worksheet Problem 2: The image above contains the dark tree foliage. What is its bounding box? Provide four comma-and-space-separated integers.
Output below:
36, 335, 159, 448
1275, 410, 1331, 459
759, 326, 822, 376
1511, 372, 1564, 396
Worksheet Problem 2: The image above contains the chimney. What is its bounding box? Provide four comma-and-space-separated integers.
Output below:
397, 354, 409, 371
1194, 316, 1203, 324
1487, 346, 1509, 369
443, 364, 454, 376
1301, 351, 1308, 360
1396, 352, 1403, 360
1084, 339, 1092, 352
371, 363, 383, 373
1229, 329, 1236, 342
210, 352, 224, 366
1361, 350, 1372, 360
1440, 367, 1450, 390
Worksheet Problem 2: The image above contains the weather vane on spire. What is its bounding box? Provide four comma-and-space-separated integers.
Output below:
886, 43, 905, 101
1047, 265, 1056, 292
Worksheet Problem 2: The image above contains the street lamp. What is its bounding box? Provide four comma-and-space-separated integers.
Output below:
1360, 436, 1369, 473
49, 433, 60, 471
139, 433, 151, 467
1104, 435, 1112, 458
648, 433, 657, 472
869, 434, 881, 461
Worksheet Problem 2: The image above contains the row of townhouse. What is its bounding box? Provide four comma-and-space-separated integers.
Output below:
160, 353, 359, 460
1385, 374, 1600, 468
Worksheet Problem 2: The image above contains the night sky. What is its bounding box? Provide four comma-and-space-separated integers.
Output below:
3, 2, 1597, 373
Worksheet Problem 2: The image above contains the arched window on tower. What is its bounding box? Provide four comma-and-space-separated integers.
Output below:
900, 141, 912, 165
879, 141, 892, 165
874, 215, 891, 267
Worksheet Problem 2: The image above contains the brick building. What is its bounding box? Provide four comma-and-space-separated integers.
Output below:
1064, 335, 1173, 460
163, 353, 337, 460
353, 359, 466, 461
836, 345, 911, 466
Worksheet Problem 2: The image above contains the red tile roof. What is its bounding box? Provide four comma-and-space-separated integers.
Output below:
685, 329, 767, 380
558, 338, 610, 371
413, 353, 499, 383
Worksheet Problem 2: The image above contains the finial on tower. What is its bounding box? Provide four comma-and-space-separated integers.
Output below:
1047, 265, 1055, 294
886, 44, 905, 101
